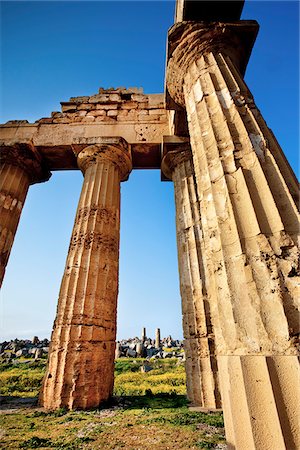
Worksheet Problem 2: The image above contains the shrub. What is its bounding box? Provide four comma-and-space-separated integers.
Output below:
19, 436, 53, 448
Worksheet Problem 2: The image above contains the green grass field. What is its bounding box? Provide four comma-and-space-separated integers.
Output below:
0, 360, 46, 398
0, 358, 225, 449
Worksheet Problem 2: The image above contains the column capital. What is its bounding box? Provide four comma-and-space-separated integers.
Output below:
0, 142, 51, 184
166, 20, 258, 108
75, 137, 132, 181
161, 139, 192, 181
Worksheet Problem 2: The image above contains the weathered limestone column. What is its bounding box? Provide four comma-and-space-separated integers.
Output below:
40, 137, 132, 410
155, 327, 161, 348
0, 143, 51, 287
162, 145, 221, 409
166, 21, 300, 449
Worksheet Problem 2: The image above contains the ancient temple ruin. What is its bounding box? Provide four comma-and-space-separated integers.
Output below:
0, 1, 299, 448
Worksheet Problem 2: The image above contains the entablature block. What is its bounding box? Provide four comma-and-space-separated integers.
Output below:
0, 89, 170, 170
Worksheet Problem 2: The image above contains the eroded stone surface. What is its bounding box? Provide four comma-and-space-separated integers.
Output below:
0, 89, 168, 170
40, 138, 132, 410
0, 144, 51, 287
162, 145, 221, 409
0, 14, 299, 449
166, 20, 300, 449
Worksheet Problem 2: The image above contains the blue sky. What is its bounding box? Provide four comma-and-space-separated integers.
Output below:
0, 1, 299, 341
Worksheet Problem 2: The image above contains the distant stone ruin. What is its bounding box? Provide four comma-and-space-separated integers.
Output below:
0, 337, 49, 363
115, 328, 184, 359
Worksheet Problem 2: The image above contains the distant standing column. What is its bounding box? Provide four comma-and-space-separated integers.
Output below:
40, 137, 132, 410
162, 144, 221, 409
141, 327, 146, 343
0, 143, 51, 287
155, 328, 161, 349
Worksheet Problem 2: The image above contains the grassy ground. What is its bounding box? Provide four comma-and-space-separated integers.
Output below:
114, 359, 186, 396
0, 360, 46, 398
0, 358, 225, 449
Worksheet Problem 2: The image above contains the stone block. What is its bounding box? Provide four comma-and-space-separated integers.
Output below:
52, 118, 70, 123
69, 96, 90, 103
38, 118, 53, 124
65, 114, 78, 121
51, 112, 63, 118
107, 110, 118, 117
77, 103, 93, 110
82, 116, 95, 122
126, 87, 144, 94
98, 87, 124, 93
118, 110, 128, 116
97, 104, 118, 110
61, 103, 77, 113
5, 120, 29, 124
137, 102, 150, 109
127, 110, 137, 118
95, 116, 115, 123
131, 94, 148, 102
89, 94, 110, 103
117, 115, 134, 122
109, 94, 121, 102
148, 94, 165, 108
127, 348, 137, 357
120, 101, 139, 110
91, 110, 106, 116
149, 109, 165, 115
141, 364, 152, 373
139, 114, 161, 121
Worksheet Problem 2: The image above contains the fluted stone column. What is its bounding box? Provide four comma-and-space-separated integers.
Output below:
166, 21, 300, 449
162, 145, 221, 409
40, 137, 132, 410
0, 143, 51, 287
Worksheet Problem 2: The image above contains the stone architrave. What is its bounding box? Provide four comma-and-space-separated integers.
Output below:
162, 144, 221, 410
166, 21, 300, 449
40, 137, 132, 410
0, 143, 51, 287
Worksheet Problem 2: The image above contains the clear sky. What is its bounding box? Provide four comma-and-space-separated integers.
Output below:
0, 1, 299, 342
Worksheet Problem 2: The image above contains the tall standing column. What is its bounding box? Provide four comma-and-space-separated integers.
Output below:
0, 143, 51, 287
141, 327, 146, 343
162, 145, 221, 409
166, 21, 300, 449
155, 328, 161, 349
40, 137, 132, 410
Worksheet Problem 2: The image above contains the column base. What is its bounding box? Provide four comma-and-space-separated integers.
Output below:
218, 355, 300, 450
